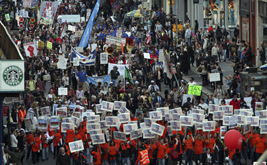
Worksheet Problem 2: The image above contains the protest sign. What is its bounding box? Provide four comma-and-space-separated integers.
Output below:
260, 124, 267, 134
106, 36, 126, 45
188, 85, 202, 96
69, 140, 84, 153
24, 42, 37, 57
143, 128, 155, 139
203, 121, 216, 132
256, 110, 267, 119
86, 9, 91, 21
114, 131, 127, 141
124, 124, 137, 135
220, 126, 227, 139
38, 117, 47, 131
180, 116, 193, 126
156, 107, 169, 117
237, 115, 246, 125
149, 111, 162, 121
118, 113, 130, 123
108, 63, 129, 77
76, 30, 84, 38
193, 114, 205, 123
243, 124, 251, 134
86, 123, 101, 133
192, 109, 205, 115
5, 14, 10, 21
209, 73, 220, 82
47, 41, 52, 50
144, 118, 154, 128
151, 123, 165, 136
255, 102, 263, 110
40, 1, 58, 20
58, 88, 68, 95
246, 116, 259, 126
130, 129, 142, 140
23, 0, 31, 8
196, 123, 203, 130
106, 130, 110, 142
55, 107, 67, 119
50, 116, 60, 130
213, 111, 224, 121
73, 58, 79, 66
68, 25, 76, 32
170, 121, 181, 131
144, 53, 150, 59
38, 41, 44, 49
165, 113, 172, 122
89, 129, 102, 135
61, 123, 74, 132
87, 115, 100, 123
26, 109, 35, 119
91, 134, 105, 145
101, 101, 114, 112
119, 106, 130, 114
41, 106, 50, 116
72, 117, 80, 127
25, 118, 36, 132
96, 104, 104, 114
106, 116, 118, 127
170, 108, 182, 114
158, 49, 164, 62
100, 53, 108, 64
62, 117, 72, 123
100, 121, 109, 129
114, 101, 127, 110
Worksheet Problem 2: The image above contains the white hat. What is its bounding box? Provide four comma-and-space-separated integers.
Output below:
135, 81, 139, 84
151, 80, 154, 83
126, 82, 129, 84
110, 82, 113, 84
48, 95, 52, 99
76, 100, 80, 103
58, 99, 62, 102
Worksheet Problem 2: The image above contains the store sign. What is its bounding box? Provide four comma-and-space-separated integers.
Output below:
0, 61, 24, 92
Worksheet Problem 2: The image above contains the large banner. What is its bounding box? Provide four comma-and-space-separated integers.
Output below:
108, 63, 129, 77
71, 48, 95, 66
87, 74, 111, 87
40, 1, 58, 20
106, 36, 126, 45
79, 0, 100, 47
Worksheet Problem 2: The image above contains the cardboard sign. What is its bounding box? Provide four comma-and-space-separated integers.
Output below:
100, 53, 108, 64
209, 73, 220, 82
188, 85, 202, 96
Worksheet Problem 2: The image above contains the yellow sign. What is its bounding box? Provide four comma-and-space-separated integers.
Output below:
188, 85, 202, 96
126, 45, 132, 53
5, 14, 10, 21
38, 41, 44, 49
47, 41, 52, 50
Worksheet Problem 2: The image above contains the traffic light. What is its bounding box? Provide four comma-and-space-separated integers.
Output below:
168, 0, 174, 6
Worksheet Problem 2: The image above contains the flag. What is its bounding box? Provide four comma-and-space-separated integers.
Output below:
146, 32, 150, 45
61, 20, 67, 39
71, 48, 95, 66
79, 0, 100, 47
87, 74, 112, 87
125, 66, 134, 85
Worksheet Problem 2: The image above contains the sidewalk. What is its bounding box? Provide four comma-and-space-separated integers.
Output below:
183, 61, 234, 96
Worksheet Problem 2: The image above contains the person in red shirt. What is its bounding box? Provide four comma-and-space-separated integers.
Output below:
25, 132, 34, 160
194, 134, 204, 164
107, 140, 119, 164
229, 95, 240, 111
205, 133, 216, 154
254, 134, 267, 160
100, 143, 109, 165
155, 136, 167, 165
31, 132, 42, 164
248, 128, 259, 162
130, 112, 138, 121
183, 134, 194, 165
91, 144, 106, 165
18, 106, 26, 124
40, 131, 50, 161
144, 139, 157, 164
53, 129, 62, 159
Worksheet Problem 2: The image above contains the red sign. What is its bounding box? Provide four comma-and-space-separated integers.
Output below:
2, 106, 9, 116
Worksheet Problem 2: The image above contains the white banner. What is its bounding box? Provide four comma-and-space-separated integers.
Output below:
68, 25, 76, 32
40, 1, 58, 20
24, 42, 37, 57
100, 53, 108, 64
108, 63, 129, 77
203, 121, 216, 132
106, 36, 126, 45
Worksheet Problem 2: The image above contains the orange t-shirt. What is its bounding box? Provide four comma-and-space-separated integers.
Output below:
25, 134, 34, 145
109, 146, 117, 159
249, 133, 260, 147
131, 117, 138, 121
101, 143, 109, 160
229, 149, 236, 159
194, 140, 204, 155
91, 148, 102, 164
255, 137, 266, 154
32, 137, 41, 152
156, 142, 166, 159
144, 144, 156, 159
205, 139, 215, 153
184, 139, 193, 152
53, 133, 62, 146
18, 110, 26, 123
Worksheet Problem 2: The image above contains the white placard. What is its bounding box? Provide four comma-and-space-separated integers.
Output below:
24, 42, 37, 57
203, 121, 216, 132
89, 129, 102, 135
106, 116, 118, 127
113, 131, 127, 141
41, 106, 51, 116
223, 116, 230, 125
108, 63, 129, 77
246, 116, 259, 126
86, 9, 91, 21
170, 108, 182, 114
165, 113, 172, 121
243, 124, 251, 134
58, 88, 68, 95
180, 116, 193, 126
142, 128, 155, 139
193, 114, 205, 123
60, 15, 81, 23
149, 111, 162, 121
123, 124, 137, 135
80, 17, 85, 22
237, 115, 246, 125
100, 53, 108, 64
255, 110, 267, 119
61, 123, 74, 132
69, 140, 84, 153
130, 129, 142, 140
73, 57, 79, 66
100, 121, 109, 129
68, 25, 76, 32
144, 53, 150, 59
209, 73, 220, 82
101, 101, 114, 112
118, 113, 130, 123
151, 123, 165, 136
192, 109, 205, 115
86, 123, 101, 133
106, 36, 126, 45
114, 101, 127, 110
119, 106, 130, 114
213, 111, 224, 121
144, 118, 154, 128
170, 121, 181, 131
156, 107, 169, 117
158, 49, 164, 62
91, 133, 105, 145
260, 125, 267, 134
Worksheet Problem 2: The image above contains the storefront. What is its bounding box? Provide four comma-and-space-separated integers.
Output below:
203, 0, 239, 28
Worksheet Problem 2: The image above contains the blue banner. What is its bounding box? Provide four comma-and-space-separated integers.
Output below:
79, 0, 100, 47
87, 74, 111, 87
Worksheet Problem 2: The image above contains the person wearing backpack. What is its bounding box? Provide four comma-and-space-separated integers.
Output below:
185, 26, 192, 46
168, 140, 179, 165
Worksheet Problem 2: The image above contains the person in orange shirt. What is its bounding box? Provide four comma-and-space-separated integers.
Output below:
18, 105, 26, 125
248, 128, 259, 162
91, 144, 106, 165
183, 134, 195, 165
194, 134, 204, 165
101, 142, 109, 165
130, 112, 138, 121
31, 132, 42, 164
53, 129, 62, 159
155, 136, 167, 165
107, 140, 119, 165
174, 133, 183, 165
144, 139, 157, 164
82, 116, 87, 128
40, 131, 50, 161
25, 132, 34, 160
135, 147, 150, 165
205, 133, 216, 155
254, 134, 267, 160
168, 140, 179, 165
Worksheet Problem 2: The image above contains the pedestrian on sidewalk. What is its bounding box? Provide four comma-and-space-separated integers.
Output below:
198, 62, 208, 86
211, 43, 219, 62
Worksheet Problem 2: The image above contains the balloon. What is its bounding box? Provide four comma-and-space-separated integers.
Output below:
224, 130, 242, 150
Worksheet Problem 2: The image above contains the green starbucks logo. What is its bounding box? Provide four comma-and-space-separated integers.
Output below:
3, 65, 23, 86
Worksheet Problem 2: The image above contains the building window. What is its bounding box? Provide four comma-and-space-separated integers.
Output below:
203, 0, 239, 28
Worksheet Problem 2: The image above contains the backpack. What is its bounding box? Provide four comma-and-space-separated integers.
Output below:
152, 148, 158, 158
170, 147, 179, 160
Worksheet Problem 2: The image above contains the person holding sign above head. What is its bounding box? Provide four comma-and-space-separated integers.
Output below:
91, 144, 106, 165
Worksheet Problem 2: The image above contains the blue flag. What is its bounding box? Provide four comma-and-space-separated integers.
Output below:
79, 0, 100, 47
87, 74, 111, 87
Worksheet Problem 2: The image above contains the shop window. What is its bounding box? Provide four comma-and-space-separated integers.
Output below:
203, 0, 239, 28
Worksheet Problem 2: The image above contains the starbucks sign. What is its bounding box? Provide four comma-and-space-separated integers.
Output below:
0, 61, 24, 92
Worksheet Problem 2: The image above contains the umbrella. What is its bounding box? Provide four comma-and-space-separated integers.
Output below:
260, 64, 267, 70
